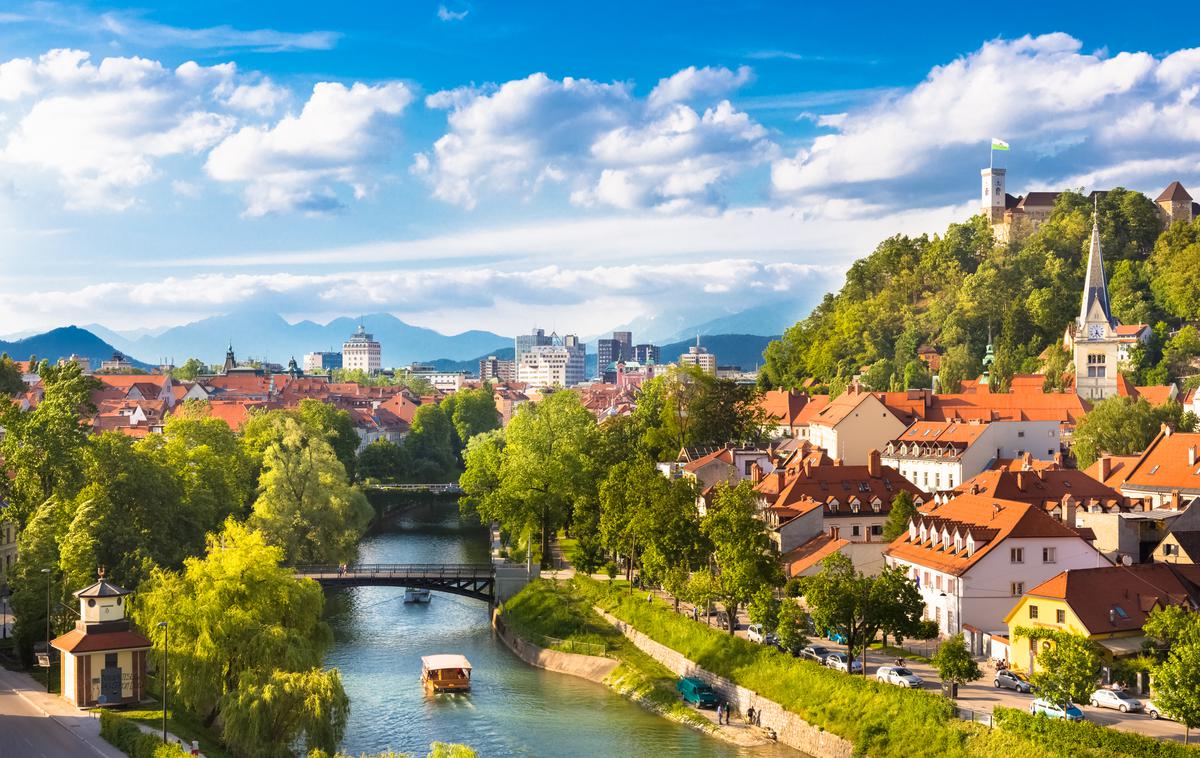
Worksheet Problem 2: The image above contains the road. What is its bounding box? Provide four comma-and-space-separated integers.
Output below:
0, 688, 108, 758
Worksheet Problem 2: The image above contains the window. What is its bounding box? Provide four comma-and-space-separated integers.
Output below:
852, 525, 861, 537
1011, 582, 1024, 596
1087, 353, 1107, 378
923, 571, 931, 586
935, 472, 941, 488
1010, 547, 1024, 564
1056, 609, 1066, 624
947, 579, 956, 593
744, 461, 754, 476
1018, 431, 1025, 438
1164, 544, 1177, 556
871, 525, 883, 536
1043, 547, 1057, 563
923, 471, 929, 486
105, 652, 118, 669
1029, 605, 1039, 619
935, 576, 942, 590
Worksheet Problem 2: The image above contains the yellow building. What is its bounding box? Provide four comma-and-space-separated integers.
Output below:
1004, 564, 1200, 674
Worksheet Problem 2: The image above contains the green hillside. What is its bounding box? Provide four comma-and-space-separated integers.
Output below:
761, 188, 1200, 392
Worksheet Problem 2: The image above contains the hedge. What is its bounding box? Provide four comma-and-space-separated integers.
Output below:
993, 707, 1199, 758
99, 711, 191, 758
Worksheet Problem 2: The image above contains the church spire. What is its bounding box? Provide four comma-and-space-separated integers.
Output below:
1078, 196, 1113, 328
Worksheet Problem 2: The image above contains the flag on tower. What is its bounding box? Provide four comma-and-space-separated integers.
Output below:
991, 138, 1010, 151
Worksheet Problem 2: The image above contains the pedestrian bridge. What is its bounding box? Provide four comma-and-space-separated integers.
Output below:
294, 563, 498, 603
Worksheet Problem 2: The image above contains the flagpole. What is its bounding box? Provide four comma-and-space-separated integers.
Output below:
989, 141, 993, 170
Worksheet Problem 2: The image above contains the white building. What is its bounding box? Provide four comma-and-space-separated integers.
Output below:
807, 385, 907, 465
882, 419, 1061, 494
342, 325, 382, 374
303, 351, 342, 373
885, 494, 1107, 644
679, 342, 717, 374
401, 366, 469, 392
517, 345, 575, 388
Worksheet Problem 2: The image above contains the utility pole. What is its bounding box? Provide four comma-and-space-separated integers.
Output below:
158, 621, 168, 744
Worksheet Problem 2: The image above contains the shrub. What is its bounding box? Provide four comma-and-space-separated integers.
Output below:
993, 706, 1196, 758
99, 711, 190, 758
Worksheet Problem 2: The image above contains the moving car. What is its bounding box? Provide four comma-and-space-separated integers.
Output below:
676, 677, 718, 708
824, 652, 863, 673
1029, 698, 1084, 721
875, 665, 923, 688
800, 645, 831, 663
1089, 688, 1143, 713
747, 624, 778, 645
1146, 700, 1175, 721
993, 669, 1033, 693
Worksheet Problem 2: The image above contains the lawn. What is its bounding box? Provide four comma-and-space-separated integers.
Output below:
120, 701, 233, 758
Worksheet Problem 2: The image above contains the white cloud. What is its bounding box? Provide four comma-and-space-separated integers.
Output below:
437, 6, 469, 22
205, 81, 413, 216
418, 67, 773, 211
0, 49, 237, 209
771, 33, 1200, 200
98, 12, 339, 52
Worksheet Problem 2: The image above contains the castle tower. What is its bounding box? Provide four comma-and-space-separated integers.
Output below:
1155, 181, 1194, 225
1073, 203, 1121, 401
981, 167, 1006, 224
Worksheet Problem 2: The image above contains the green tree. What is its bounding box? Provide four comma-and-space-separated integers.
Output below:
636, 366, 764, 458
1015, 627, 1101, 704
248, 417, 373, 565
700, 482, 782, 633
135, 521, 344, 741
804, 553, 923, 661
1144, 604, 1200, 738
356, 439, 410, 482
441, 386, 500, 448
294, 399, 360, 481
747, 585, 780, 631
7, 497, 72, 662
931, 633, 981, 694
882, 490, 916, 542
775, 598, 809, 655
405, 404, 458, 480
1072, 396, 1190, 468
170, 357, 208, 381
0, 353, 25, 395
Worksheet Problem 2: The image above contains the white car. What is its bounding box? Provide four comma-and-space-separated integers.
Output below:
1089, 688, 1143, 713
1146, 700, 1175, 721
875, 665, 923, 688
824, 652, 863, 673
746, 624, 777, 645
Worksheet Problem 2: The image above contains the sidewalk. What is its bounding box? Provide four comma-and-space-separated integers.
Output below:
0, 664, 199, 756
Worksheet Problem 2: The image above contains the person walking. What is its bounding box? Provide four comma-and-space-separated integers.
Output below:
747, 706, 755, 726
715, 703, 723, 724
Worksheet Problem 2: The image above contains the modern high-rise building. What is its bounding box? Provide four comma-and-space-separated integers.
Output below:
303, 351, 343, 373
612, 331, 633, 360
562, 333, 586, 385
634, 343, 660, 365
517, 332, 586, 387
515, 328, 553, 366
679, 341, 717, 375
597, 338, 621, 375
343, 325, 382, 373
478, 355, 516, 382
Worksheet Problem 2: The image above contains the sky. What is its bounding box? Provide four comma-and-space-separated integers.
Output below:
1, 1, 1199, 339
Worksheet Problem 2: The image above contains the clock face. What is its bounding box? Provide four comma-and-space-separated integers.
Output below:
1088, 324, 1105, 339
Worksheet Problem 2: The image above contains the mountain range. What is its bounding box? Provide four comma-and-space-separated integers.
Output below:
0, 326, 152, 369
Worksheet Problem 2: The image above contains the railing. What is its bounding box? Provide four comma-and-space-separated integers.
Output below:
543, 636, 606, 657
953, 706, 992, 727
363, 483, 463, 493
294, 563, 495, 578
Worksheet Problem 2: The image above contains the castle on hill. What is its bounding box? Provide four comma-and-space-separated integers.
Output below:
980, 167, 1198, 242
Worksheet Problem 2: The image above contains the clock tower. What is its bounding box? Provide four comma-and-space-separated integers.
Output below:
1073, 203, 1121, 401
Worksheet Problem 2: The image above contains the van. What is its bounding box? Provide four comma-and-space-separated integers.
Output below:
676, 676, 718, 708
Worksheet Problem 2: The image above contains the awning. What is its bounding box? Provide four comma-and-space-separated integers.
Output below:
1098, 635, 1150, 656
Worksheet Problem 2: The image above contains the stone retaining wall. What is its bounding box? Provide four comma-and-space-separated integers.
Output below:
596, 608, 855, 758
492, 609, 619, 683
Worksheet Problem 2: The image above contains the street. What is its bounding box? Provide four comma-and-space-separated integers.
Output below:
0, 688, 108, 758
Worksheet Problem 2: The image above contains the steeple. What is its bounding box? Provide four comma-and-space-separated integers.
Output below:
1078, 196, 1113, 328
222, 343, 236, 374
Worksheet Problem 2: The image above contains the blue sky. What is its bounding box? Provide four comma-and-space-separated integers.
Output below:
1, 1, 1198, 339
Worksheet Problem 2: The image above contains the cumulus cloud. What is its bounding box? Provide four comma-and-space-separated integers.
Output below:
205, 81, 413, 216
771, 33, 1200, 204
0, 49, 237, 209
417, 67, 772, 211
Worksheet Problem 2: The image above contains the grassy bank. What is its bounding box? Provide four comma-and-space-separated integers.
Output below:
501, 579, 709, 729
575, 576, 1194, 758
120, 701, 232, 758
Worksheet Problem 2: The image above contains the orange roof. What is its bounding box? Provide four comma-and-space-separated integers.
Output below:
794, 394, 830, 424
1121, 429, 1200, 494
1134, 385, 1175, 406
876, 383, 1085, 426
51, 627, 152, 654
1021, 564, 1200, 635
954, 466, 1123, 509
1082, 455, 1141, 490
810, 387, 878, 428
886, 494, 1093, 576
1114, 324, 1150, 337
758, 390, 813, 426
782, 534, 849, 576
681, 447, 734, 474
889, 419, 989, 447
764, 457, 922, 516
176, 399, 272, 430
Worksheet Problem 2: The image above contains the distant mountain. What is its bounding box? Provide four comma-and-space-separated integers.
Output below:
0, 326, 151, 369
657, 302, 810, 345
658, 334, 777, 371
94, 311, 512, 368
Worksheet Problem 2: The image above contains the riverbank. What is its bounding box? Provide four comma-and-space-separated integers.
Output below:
499, 579, 783, 750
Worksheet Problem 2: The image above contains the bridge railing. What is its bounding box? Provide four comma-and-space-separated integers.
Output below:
293, 563, 495, 578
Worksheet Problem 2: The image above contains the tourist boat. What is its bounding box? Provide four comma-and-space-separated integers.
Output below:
404, 587, 432, 603
421, 654, 472, 694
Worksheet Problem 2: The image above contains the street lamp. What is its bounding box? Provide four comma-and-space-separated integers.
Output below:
40, 568, 50, 693
157, 621, 168, 745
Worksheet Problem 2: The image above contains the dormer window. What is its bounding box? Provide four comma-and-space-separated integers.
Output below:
954, 536, 963, 552
871, 498, 882, 512
909, 521, 918, 540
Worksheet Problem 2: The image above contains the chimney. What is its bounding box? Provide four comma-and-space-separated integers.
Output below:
833, 458, 843, 467
775, 470, 786, 491
802, 461, 811, 478
1162, 423, 1173, 437
1053, 450, 1064, 468
867, 449, 882, 478
1063, 495, 1077, 527
1171, 490, 1182, 510
1022, 450, 1033, 469
1016, 471, 1026, 492
750, 462, 763, 484
1098, 455, 1111, 482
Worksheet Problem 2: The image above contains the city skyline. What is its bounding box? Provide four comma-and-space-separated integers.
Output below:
2, 4, 1200, 336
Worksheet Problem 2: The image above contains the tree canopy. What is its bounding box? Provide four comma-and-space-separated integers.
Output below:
1071, 396, 1196, 468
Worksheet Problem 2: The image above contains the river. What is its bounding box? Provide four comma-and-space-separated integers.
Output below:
324, 499, 802, 758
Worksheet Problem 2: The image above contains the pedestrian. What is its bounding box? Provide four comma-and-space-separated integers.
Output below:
756, 710, 762, 726
716, 703, 723, 724
646, 591, 653, 603
747, 706, 755, 725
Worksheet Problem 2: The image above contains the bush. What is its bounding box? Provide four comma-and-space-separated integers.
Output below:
992, 706, 1196, 758
99, 711, 190, 758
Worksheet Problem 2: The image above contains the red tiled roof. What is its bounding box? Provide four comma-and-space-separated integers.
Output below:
1156, 181, 1193, 203
954, 467, 1124, 510
764, 457, 922, 515
758, 390, 812, 426
1021, 563, 1200, 635
782, 534, 850, 576
51, 628, 152, 654
1082, 455, 1142, 490
1121, 430, 1200, 493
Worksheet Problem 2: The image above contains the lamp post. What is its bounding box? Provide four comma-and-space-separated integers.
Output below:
40, 568, 50, 693
157, 621, 168, 744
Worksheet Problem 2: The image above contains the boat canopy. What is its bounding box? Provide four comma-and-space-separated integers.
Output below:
422, 654, 472, 671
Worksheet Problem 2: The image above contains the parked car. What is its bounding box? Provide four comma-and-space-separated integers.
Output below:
1089, 688, 1143, 713
1146, 700, 1175, 721
824, 652, 863, 673
875, 665, 923, 688
826, 628, 848, 644
993, 669, 1033, 694
747, 624, 779, 646
1029, 698, 1085, 721
676, 677, 718, 708
800, 645, 831, 663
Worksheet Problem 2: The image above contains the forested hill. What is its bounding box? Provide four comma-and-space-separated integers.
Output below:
761, 188, 1200, 392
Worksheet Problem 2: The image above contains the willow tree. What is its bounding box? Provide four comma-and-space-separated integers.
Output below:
135, 520, 346, 753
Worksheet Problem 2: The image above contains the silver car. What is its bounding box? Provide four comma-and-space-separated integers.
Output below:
1089, 688, 1143, 713
875, 665, 923, 688
824, 652, 863, 673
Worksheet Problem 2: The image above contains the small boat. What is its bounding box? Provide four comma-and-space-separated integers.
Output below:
404, 587, 432, 603
421, 654, 472, 694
